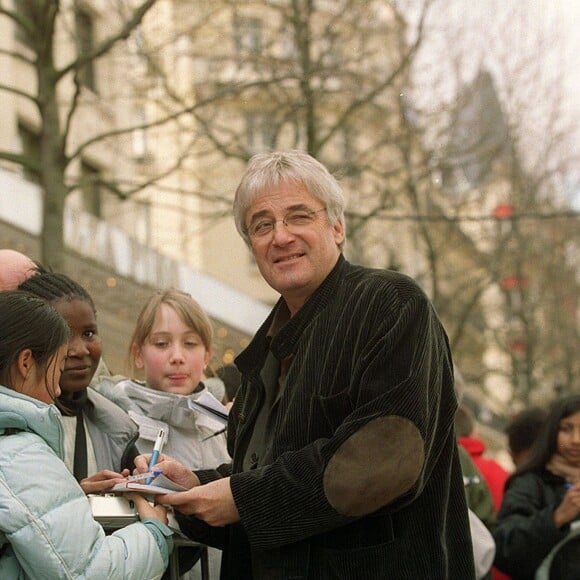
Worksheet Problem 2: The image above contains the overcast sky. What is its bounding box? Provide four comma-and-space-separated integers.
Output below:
406, 0, 579, 205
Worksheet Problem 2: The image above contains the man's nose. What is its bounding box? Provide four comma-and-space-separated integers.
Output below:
271, 219, 295, 244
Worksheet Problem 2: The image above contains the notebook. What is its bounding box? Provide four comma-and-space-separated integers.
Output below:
111, 473, 188, 495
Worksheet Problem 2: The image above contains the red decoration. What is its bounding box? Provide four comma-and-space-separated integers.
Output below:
501, 276, 528, 290
501, 276, 518, 290
510, 340, 527, 357
494, 204, 514, 219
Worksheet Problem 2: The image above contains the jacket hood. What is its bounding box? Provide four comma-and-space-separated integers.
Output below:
0, 386, 64, 457
459, 436, 486, 457
99, 378, 207, 430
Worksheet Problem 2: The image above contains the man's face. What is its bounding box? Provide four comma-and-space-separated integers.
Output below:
245, 182, 344, 315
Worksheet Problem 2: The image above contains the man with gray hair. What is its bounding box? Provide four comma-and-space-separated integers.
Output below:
137, 150, 475, 578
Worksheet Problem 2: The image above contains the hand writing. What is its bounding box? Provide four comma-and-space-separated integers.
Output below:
133, 453, 200, 489
158, 477, 240, 527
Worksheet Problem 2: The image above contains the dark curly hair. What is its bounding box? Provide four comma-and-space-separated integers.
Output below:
18, 271, 96, 312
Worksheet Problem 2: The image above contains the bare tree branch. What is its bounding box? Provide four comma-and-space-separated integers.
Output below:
56, 0, 157, 81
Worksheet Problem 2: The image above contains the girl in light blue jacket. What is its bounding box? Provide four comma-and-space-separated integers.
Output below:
0, 291, 173, 579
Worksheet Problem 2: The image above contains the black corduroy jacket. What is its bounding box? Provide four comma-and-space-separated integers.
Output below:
182, 257, 475, 579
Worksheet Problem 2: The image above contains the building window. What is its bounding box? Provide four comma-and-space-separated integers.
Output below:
280, 26, 297, 59
17, 123, 40, 184
75, 9, 97, 92
80, 160, 102, 218
246, 112, 275, 153
234, 17, 262, 55
132, 106, 150, 162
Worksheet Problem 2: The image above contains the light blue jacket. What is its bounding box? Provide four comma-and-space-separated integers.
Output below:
0, 386, 173, 579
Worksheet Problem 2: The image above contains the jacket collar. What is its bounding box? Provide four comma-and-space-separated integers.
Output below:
115, 378, 208, 428
57, 389, 90, 417
0, 386, 64, 457
236, 255, 348, 371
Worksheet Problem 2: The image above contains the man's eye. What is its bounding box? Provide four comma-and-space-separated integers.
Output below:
84, 330, 95, 339
252, 221, 274, 235
286, 211, 312, 225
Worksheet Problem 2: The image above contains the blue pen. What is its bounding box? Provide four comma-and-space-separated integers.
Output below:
146, 428, 165, 484
126, 470, 163, 483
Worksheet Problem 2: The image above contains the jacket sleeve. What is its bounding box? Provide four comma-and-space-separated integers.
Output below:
0, 434, 172, 579
493, 473, 568, 577
173, 465, 231, 549
230, 291, 457, 549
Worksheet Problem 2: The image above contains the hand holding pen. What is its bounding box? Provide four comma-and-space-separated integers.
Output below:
133, 453, 201, 490
554, 482, 580, 527
146, 428, 165, 484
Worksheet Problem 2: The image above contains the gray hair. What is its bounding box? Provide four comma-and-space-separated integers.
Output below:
233, 150, 346, 248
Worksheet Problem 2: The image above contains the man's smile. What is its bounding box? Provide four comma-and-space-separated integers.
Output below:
273, 253, 305, 264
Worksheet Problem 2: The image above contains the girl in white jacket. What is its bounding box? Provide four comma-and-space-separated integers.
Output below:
95, 288, 230, 471
94, 288, 230, 579
0, 290, 173, 579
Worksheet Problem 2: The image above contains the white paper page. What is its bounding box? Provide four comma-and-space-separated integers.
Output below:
187, 390, 229, 426
111, 474, 187, 495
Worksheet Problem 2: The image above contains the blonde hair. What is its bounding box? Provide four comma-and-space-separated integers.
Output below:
128, 289, 213, 374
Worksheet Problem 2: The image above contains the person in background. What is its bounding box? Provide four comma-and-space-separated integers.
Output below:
215, 363, 242, 408
134, 150, 475, 578
0, 248, 39, 290
458, 444, 497, 531
494, 394, 580, 579
18, 271, 140, 494
457, 404, 509, 580
457, 404, 510, 512
505, 406, 548, 469
0, 290, 172, 578
452, 370, 497, 579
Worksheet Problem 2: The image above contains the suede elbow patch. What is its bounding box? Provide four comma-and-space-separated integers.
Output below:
323, 416, 424, 516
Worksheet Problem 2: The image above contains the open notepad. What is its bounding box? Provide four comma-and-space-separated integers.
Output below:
111, 473, 188, 495
186, 389, 229, 426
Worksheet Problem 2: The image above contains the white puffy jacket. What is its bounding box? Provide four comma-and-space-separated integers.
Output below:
0, 386, 172, 579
